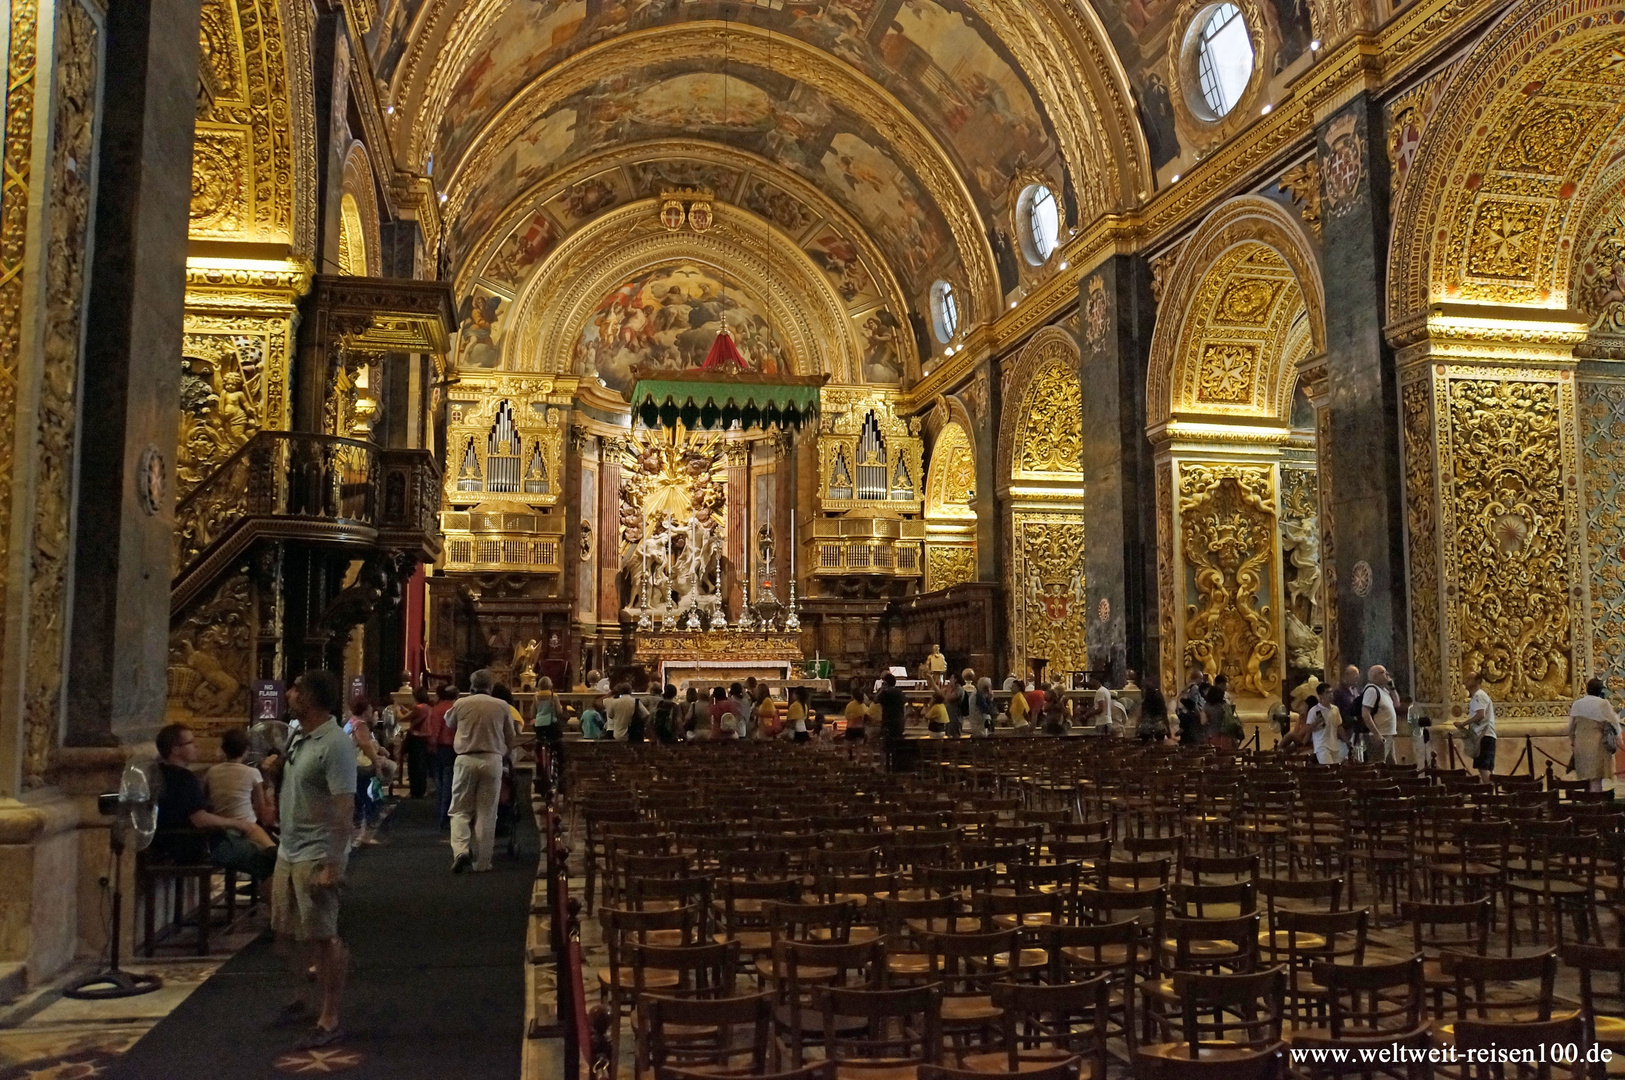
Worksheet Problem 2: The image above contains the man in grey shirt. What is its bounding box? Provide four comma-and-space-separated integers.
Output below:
445, 668, 519, 872
272, 669, 357, 1050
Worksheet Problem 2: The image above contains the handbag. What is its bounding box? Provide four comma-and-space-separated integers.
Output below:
1602, 720, 1621, 755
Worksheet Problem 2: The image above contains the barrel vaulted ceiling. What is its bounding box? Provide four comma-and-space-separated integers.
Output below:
365, 0, 1156, 381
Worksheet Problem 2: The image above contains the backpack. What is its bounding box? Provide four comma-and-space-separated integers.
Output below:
627, 700, 648, 743
533, 694, 557, 730
653, 700, 679, 743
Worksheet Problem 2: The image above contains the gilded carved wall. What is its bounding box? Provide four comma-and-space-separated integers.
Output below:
923, 418, 976, 594
1177, 462, 1281, 696
1401, 376, 1443, 705
168, 572, 255, 724
1013, 358, 1085, 479
1279, 465, 1323, 674
1410, 368, 1587, 713
20, 0, 101, 789
1011, 512, 1089, 679
1579, 379, 1625, 694
193, 0, 300, 247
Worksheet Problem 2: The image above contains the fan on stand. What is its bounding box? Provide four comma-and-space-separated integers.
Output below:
64, 763, 163, 999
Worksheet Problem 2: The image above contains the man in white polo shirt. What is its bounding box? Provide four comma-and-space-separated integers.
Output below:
1455, 670, 1496, 783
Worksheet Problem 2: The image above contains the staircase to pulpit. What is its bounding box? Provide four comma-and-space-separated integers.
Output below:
166, 275, 455, 733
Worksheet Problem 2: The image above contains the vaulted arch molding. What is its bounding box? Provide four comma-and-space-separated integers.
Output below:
505, 200, 859, 389
450, 140, 917, 383
393, 0, 1144, 222
1384, 0, 1625, 333
1147, 196, 1325, 432
339, 140, 383, 277
436, 22, 999, 318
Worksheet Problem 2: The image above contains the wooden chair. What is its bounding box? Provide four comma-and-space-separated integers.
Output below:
816, 982, 943, 1080
1043, 920, 1143, 1058
923, 928, 1022, 1063
1560, 943, 1625, 1079
1287, 956, 1430, 1080
600, 904, 700, 1013
716, 878, 805, 972
1133, 1043, 1286, 1080
1256, 877, 1343, 957
628, 940, 740, 1080
922, 1055, 1087, 1080
1507, 834, 1598, 955
1401, 898, 1489, 1015
1143, 914, 1262, 1045
642, 990, 771, 1079
1140, 968, 1287, 1061
1453, 1014, 1587, 1080
1269, 908, 1368, 1028
663, 1062, 834, 1080
1440, 949, 1557, 1026
770, 938, 886, 1067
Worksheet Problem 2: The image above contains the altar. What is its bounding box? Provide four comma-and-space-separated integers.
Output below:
633, 629, 806, 688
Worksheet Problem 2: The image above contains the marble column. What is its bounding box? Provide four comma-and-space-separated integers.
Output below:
1314, 95, 1409, 685
597, 438, 621, 627
1079, 255, 1159, 685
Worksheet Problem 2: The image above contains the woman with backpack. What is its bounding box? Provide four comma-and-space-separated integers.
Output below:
652, 684, 681, 744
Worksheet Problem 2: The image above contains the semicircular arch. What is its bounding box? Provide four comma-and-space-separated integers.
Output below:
452, 140, 918, 382
1147, 195, 1325, 431
339, 141, 383, 277
926, 418, 977, 521
1385, 0, 1625, 332
997, 326, 1084, 488
506, 200, 858, 387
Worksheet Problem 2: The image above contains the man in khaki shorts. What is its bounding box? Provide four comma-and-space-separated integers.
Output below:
271, 669, 356, 1049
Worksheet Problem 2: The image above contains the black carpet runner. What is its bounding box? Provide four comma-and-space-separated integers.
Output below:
108, 796, 533, 1079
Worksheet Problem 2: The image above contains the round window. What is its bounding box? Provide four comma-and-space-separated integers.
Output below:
930, 280, 959, 344
1016, 184, 1060, 266
1193, 3, 1253, 120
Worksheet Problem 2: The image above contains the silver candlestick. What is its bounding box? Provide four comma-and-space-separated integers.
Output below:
784, 578, 801, 632
737, 580, 756, 632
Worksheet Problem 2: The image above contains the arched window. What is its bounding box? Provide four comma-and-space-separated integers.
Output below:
1194, 3, 1253, 119
930, 280, 959, 344
1017, 184, 1060, 265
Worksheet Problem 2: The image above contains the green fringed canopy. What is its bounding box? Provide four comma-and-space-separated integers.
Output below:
630, 367, 828, 432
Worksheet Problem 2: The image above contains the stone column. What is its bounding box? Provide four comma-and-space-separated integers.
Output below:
0, 0, 198, 984
597, 438, 621, 628
1079, 255, 1159, 684
1314, 95, 1409, 684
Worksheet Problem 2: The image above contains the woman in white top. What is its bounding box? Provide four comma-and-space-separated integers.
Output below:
1568, 676, 1619, 792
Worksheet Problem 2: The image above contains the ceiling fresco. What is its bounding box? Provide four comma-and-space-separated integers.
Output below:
443, 62, 956, 295
429, 0, 1063, 217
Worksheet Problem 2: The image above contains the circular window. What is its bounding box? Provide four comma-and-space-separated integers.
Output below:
1016, 184, 1060, 266
1193, 3, 1254, 120
930, 280, 959, 344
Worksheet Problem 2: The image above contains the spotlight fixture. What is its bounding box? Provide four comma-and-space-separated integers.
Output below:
385, 105, 395, 115
1310, 38, 1321, 50
1261, 103, 1273, 115
1059, 261, 1069, 270
1171, 174, 1180, 183
1010, 300, 1018, 309
437, 191, 447, 203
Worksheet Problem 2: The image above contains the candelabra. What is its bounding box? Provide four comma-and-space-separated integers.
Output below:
636, 574, 653, 632
660, 588, 678, 631
736, 581, 756, 632
709, 596, 728, 631
685, 603, 704, 631
784, 578, 801, 632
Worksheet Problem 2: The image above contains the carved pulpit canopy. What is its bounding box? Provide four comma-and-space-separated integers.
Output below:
630, 365, 829, 432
